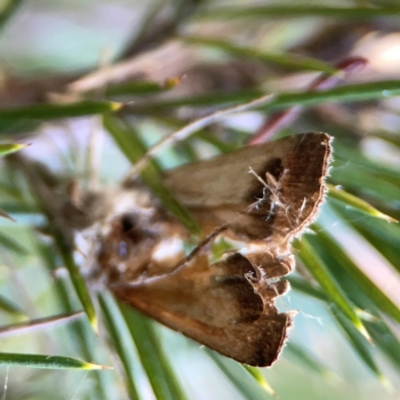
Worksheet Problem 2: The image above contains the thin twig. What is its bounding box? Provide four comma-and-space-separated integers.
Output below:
126, 92, 275, 178
0, 311, 84, 338
247, 56, 368, 144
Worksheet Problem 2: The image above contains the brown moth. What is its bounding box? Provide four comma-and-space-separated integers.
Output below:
95, 132, 332, 367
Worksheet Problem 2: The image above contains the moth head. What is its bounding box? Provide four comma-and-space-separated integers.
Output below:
88, 185, 187, 283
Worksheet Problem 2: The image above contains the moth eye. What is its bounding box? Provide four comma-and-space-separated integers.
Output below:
119, 241, 128, 258
121, 214, 136, 232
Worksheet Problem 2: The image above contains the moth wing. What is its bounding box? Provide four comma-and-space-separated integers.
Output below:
164, 132, 332, 242
112, 253, 292, 367
101, 133, 331, 365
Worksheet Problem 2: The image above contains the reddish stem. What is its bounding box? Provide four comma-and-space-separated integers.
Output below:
247, 56, 368, 145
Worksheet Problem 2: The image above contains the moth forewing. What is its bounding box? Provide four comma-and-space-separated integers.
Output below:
165, 132, 332, 248
96, 132, 332, 367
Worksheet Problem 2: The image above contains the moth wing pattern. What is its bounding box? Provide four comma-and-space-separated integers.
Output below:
112, 252, 292, 367
97, 132, 332, 367
164, 132, 332, 246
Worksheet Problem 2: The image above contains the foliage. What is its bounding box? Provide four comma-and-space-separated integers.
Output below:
0, 1, 400, 399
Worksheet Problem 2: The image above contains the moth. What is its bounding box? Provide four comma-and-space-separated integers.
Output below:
94, 132, 332, 367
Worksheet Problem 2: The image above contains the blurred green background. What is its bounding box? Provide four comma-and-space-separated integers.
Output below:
1, 1, 400, 399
